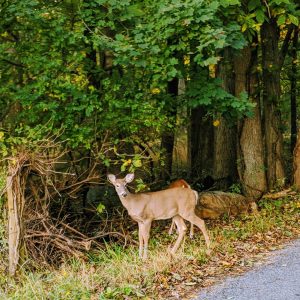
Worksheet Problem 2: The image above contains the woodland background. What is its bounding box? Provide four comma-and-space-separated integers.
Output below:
1, 0, 300, 194
0, 0, 300, 298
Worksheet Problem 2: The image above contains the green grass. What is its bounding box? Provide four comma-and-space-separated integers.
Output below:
0, 196, 299, 299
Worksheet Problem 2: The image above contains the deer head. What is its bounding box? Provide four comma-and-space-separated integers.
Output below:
107, 173, 134, 197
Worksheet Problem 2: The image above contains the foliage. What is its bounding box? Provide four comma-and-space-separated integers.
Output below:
0, 0, 256, 164
238, 0, 299, 40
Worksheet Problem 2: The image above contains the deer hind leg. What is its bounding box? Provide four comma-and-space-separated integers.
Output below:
138, 220, 152, 260
170, 215, 187, 256
183, 213, 211, 253
170, 219, 194, 240
189, 223, 194, 239
169, 219, 179, 235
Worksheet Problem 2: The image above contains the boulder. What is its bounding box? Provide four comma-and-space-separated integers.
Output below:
196, 191, 258, 219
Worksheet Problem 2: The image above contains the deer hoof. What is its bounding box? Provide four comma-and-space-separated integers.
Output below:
167, 247, 176, 257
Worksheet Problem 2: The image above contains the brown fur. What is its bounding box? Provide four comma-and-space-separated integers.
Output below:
108, 174, 210, 259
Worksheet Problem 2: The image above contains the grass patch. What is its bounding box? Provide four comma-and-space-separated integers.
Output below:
0, 196, 299, 299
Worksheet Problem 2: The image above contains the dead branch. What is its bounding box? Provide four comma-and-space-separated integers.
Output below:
262, 188, 296, 200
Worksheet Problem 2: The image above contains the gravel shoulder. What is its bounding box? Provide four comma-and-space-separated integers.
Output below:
194, 238, 300, 300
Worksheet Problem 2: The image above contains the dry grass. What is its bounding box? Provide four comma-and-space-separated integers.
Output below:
0, 195, 299, 299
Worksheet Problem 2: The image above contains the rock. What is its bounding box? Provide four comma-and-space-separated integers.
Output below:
196, 191, 257, 219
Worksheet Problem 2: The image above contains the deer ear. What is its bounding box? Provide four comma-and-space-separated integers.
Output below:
125, 173, 135, 183
107, 174, 116, 184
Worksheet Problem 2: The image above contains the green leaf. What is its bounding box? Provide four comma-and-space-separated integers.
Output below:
255, 9, 265, 23
220, 0, 240, 7
248, 0, 260, 11
288, 14, 299, 26
277, 14, 286, 26
133, 159, 142, 168
96, 203, 105, 214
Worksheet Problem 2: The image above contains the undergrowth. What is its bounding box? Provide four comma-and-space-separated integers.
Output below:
0, 196, 299, 300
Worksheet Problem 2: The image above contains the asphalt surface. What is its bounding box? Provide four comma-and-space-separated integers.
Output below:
195, 238, 300, 300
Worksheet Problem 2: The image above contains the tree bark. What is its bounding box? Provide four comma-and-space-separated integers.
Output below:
213, 48, 238, 190
261, 19, 285, 189
189, 106, 214, 181
293, 128, 300, 190
7, 173, 22, 276
291, 27, 298, 154
234, 44, 267, 198
160, 78, 178, 181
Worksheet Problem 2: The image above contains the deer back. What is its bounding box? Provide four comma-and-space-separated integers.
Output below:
126, 187, 198, 221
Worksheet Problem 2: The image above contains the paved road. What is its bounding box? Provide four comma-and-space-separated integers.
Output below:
195, 239, 300, 300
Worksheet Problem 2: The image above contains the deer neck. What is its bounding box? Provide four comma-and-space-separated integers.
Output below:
117, 188, 135, 210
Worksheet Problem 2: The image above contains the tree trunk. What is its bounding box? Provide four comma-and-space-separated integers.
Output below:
291, 27, 298, 154
293, 128, 300, 190
234, 44, 267, 198
188, 66, 214, 183
261, 19, 285, 189
189, 106, 214, 181
213, 48, 238, 190
160, 78, 178, 181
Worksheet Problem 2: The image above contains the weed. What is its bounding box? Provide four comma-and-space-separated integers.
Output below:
228, 183, 242, 194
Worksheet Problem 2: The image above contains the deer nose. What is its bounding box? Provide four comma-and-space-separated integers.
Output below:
121, 192, 128, 197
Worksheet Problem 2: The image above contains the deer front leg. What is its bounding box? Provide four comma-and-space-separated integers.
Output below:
139, 220, 152, 260
137, 222, 144, 258
170, 215, 187, 256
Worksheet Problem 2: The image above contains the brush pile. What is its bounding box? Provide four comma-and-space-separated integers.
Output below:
3, 139, 131, 274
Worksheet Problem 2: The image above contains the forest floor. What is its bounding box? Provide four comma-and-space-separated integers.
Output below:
0, 195, 300, 299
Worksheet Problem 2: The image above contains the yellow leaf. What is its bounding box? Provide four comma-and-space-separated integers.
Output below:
221, 260, 231, 266
124, 159, 132, 166
151, 88, 161, 94
213, 120, 220, 127
0, 132, 4, 140
254, 23, 261, 31
183, 55, 190, 65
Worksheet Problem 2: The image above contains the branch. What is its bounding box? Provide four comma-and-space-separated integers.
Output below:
279, 25, 295, 69
1, 58, 25, 68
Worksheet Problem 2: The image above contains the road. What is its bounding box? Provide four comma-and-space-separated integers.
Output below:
195, 238, 300, 300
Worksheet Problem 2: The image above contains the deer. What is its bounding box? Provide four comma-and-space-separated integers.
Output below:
168, 179, 194, 239
107, 173, 210, 260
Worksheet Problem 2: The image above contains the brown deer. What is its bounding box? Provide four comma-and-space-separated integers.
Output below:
168, 179, 194, 238
108, 173, 210, 260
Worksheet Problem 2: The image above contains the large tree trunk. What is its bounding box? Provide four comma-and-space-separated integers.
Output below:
261, 19, 285, 189
234, 44, 267, 198
160, 78, 178, 181
293, 128, 300, 190
291, 27, 298, 154
189, 106, 214, 181
188, 66, 214, 184
213, 48, 238, 190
